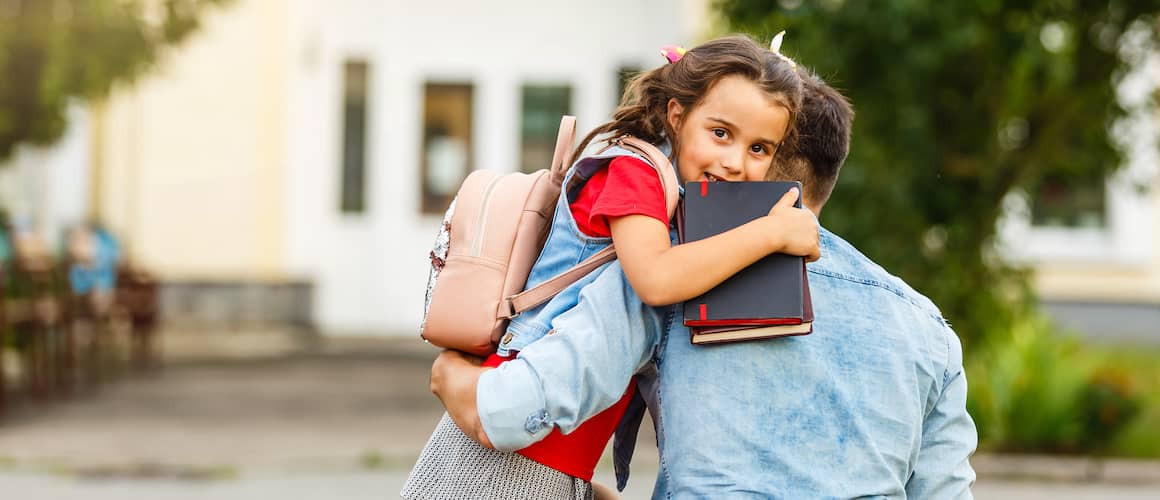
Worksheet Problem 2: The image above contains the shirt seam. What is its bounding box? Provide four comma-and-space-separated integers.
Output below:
943, 328, 953, 387
924, 328, 954, 421
808, 267, 944, 324
655, 374, 674, 500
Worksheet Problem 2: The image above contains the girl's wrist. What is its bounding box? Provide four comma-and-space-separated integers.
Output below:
758, 216, 785, 254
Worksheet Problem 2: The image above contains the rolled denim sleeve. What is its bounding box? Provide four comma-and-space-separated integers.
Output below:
906, 327, 978, 499
475, 261, 664, 452
477, 360, 554, 451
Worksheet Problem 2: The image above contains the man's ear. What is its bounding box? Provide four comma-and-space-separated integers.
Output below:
666, 98, 685, 132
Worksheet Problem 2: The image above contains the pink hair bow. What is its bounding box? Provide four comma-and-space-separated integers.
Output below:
659, 45, 687, 64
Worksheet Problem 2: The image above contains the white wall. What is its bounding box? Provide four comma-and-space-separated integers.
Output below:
286, 0, 702, 334
0, 104, 90, 249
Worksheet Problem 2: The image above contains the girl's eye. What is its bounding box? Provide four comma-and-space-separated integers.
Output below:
712, 128, 727, 139
750, 144, 768, 155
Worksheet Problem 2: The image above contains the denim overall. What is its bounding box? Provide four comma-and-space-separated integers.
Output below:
498, 142, 680, 357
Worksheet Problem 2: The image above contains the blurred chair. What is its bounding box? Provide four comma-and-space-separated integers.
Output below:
0, 218, 162, 419
67, 224, 158, 374
1, 259, 8, 418
64, 223, 121, 386
115, 265, 159, 371
5, 225, 67, 401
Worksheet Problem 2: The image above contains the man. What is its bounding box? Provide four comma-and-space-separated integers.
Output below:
431, 72, 977, 498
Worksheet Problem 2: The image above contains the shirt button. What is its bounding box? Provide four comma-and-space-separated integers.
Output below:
524, 409, 549, 434
501, 332, 514, 345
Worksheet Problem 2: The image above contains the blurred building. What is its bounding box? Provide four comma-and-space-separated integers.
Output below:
3, 0, 712, 335
999, 51, 1160, 343
1003, 178, 1160, 343
3, 0, 1156, 341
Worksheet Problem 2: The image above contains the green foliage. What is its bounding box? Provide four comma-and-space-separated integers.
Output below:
718, 0, 1160, 346
360, 450, 386, 469
1076, 367, 1142, 451
0, 0, 231, 161
1097, 346, 1160, 457
966, 316, 1144, 455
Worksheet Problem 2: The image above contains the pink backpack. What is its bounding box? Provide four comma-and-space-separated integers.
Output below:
421, 116, 679, 355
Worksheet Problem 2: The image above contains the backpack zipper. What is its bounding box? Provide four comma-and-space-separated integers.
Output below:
472, 175, 504, 257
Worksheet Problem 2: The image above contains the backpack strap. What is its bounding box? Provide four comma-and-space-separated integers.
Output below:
613, 136, 680, 221
549, 116, 577, 186
500, 134, 681, 319
503, 245, 617, 318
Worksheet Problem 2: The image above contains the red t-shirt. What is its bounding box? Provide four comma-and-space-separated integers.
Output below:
570, 156, 669, 236
483, 155, 666, 481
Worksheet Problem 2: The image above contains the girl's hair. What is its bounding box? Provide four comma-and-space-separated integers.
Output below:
575, 35, 804, 160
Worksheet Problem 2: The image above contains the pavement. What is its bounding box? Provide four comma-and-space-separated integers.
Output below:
0, 328, 1158, 499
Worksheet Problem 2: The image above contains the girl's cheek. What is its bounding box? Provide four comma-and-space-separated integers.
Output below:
748, 161, 770, 181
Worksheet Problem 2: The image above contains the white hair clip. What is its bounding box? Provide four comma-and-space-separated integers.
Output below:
770, 30, 797, 69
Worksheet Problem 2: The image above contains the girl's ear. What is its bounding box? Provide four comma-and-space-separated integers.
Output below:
666, 98, 685, 132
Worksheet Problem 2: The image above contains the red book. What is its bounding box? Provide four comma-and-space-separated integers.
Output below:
689, 266, 813, 344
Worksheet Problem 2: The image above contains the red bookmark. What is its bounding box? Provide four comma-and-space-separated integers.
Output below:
700, 180, 708, 196
699, 303, 707, 321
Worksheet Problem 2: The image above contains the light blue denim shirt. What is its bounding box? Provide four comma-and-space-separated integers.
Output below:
477, 227, 977, 499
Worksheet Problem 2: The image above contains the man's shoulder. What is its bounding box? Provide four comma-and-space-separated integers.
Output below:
811, 227, 946, 324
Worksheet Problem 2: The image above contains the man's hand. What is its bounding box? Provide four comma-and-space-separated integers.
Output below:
430, 349, 496, 449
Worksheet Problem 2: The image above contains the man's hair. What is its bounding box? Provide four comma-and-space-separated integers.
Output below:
768, 69, 853, 210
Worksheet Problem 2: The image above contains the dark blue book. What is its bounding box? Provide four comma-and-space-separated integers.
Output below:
681, 181, 812, 341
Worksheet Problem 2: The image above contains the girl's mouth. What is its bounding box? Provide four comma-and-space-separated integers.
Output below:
704, 173, 725, 183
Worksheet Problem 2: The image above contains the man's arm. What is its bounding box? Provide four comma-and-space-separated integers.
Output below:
431, 261, 664, 452
429, 349, 494, 449
905, 326, 978, 498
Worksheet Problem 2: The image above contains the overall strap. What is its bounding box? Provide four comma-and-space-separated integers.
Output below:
501, 134, 680, 319
612, 136, 680, 221
549, 116, 576, 186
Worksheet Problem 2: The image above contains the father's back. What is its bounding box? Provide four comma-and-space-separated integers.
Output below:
643, 226, 976, 498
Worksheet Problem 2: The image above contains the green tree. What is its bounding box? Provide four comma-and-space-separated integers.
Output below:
0, 0, 231, 162
718, 0, 1159, 345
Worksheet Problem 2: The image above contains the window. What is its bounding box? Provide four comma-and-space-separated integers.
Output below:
520, 85, 572, 173
340, 60, 369, 214
1030, 173, 1107, 228
999, 172, 1150, 266
421, 83, 474, 214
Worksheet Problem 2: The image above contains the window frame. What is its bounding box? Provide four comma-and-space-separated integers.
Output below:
999, 171, 1153, 267
339, 59, 370, 215
419, 81, 475, 215
519, 83, 574, 174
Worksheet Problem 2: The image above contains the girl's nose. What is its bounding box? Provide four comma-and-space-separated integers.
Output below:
720, 147, 744, 178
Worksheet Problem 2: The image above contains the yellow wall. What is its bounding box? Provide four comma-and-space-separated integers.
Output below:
93, 0, 288, 280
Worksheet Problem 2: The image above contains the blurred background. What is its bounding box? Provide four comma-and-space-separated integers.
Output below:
1, 0, 1159, 498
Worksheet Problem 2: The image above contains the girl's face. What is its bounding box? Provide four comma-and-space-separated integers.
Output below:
667, 74, 791, 184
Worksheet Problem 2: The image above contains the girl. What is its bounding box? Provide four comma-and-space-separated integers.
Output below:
403, 34, 818, 500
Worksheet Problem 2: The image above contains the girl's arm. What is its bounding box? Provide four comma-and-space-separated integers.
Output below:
610, 187, 818, 306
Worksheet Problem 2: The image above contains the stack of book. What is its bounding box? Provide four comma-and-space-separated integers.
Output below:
681, 181, 814, 344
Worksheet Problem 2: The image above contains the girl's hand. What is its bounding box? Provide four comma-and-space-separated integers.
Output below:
764, 187, 821, 262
